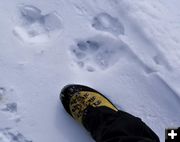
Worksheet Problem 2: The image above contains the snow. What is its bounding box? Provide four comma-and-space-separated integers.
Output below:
0, 0, 180, 141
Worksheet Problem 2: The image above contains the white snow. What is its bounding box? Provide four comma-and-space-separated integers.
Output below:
0, 0, 180, 142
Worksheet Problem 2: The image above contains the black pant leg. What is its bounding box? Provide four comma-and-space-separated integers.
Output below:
82, 106, 160, 142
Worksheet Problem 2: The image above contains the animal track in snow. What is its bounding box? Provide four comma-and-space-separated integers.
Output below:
0, 87, 20, 122
70, 36, 124, 72
0, 87, 6, 101
0, 128, 32, 142
70, 35, 154, 73
153, 54, 171, 70
13, 5, 62, 43
92, 13, 125, 36
1, 103, 17, 113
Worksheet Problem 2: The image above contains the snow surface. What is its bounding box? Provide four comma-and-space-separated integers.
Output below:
0, 0, 180, 141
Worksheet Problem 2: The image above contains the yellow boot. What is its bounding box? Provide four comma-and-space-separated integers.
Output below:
60, 84, 118, 123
